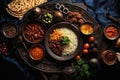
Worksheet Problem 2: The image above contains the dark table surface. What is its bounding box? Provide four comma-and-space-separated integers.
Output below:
0, 0, 120, 80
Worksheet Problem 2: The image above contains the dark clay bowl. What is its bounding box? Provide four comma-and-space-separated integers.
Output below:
45, 22, 83, 61
22, 21, 46, 44
29, 44, 45, 61
3, 23, 18, 38
101, 50, 117, 65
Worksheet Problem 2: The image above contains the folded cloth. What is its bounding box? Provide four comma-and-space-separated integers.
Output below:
0, 0, 120, 79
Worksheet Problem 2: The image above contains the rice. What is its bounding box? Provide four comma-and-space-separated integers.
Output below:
58, 27, 78, 56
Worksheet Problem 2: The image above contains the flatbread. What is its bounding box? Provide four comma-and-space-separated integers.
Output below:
8, 0, 23, 12
6, 8, 23, 19
6, 0, 47, 19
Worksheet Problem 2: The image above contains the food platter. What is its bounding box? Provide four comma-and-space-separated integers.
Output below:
17, 2, 102, 73
45, 22, 83, 61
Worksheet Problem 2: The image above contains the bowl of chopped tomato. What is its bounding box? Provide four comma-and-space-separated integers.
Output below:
104, 24, 120, 40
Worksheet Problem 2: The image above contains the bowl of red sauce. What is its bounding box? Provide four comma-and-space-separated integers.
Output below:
29, 44, 45, 61
104, 24, 120, 40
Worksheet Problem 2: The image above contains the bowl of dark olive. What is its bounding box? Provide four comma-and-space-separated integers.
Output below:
104, 24, 120, 40
3, 23, 18, 38
22, 21, 46, 44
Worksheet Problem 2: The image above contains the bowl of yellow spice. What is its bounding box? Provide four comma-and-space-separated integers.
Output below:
80, 22, 94, 35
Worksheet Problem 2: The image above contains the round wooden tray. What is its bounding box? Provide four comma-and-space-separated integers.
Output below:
17, 2, 102, 73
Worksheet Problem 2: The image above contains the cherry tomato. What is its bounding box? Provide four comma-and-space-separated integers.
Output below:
89, 36, 95, 42
82, 49, 89, 54
83, 43, 90, 49
75, 55, 81, 60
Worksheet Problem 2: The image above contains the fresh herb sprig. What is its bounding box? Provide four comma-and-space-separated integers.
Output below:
61, 36, 70, 45
75, 59, 90, 80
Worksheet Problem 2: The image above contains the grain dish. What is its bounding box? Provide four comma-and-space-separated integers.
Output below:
49, 26, 78, 56
45, 22, 83, 61
58, 28, 78, 56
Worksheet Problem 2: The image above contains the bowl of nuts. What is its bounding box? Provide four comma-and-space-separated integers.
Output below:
22, 21, 46, 44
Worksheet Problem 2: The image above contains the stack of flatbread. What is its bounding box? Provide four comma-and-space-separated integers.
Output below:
6, 0, 47, 19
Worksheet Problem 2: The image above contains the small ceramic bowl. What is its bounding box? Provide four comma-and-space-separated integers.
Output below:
101, 50, 117, 65
3, 23, 18, 38
80, 22, 94, 35
104, 24, 120, 40
29, 44, 45, 61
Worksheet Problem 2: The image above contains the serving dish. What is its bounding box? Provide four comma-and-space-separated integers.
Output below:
16, 2, 102, 73
45, 22, 83, 61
